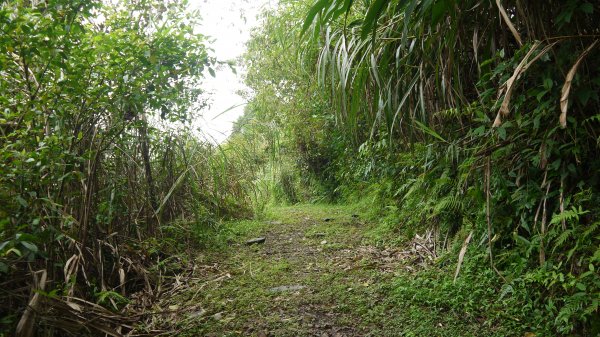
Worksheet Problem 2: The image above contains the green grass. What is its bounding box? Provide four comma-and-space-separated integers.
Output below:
174, 204, 529, 336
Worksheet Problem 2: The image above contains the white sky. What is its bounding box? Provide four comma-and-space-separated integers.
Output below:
190, 0, 276, 143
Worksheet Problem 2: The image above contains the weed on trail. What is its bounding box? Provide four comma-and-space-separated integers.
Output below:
163, 205, 527, 337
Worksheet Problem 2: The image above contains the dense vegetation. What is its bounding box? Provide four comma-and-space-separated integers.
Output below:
1, 0, 599, 336
0, 0, 255, 334
235, 0, 600, 335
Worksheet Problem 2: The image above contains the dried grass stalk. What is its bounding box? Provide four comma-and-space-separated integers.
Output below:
495, 0, 522, 46
494, 41, 559, 127
559, 40, 599, 128
16, 270, 47, 337
454, 231, 473, 283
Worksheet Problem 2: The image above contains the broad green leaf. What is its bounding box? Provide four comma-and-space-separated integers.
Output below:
401, 0, 419, 48
414, 120, 446, 143
361, 0, 390, 40
15, 196, 28, 208
302, 0, 331, 35
21, 241, 38, 253
580, 2, 593, 14
5, 248, 22, 257
431, 0, 448, 25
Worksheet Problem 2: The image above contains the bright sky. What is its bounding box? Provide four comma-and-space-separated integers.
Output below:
190, 0, 276, 143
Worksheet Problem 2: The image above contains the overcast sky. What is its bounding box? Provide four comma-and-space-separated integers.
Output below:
190, 0, 275, 143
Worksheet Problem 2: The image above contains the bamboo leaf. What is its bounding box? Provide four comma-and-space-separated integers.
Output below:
560, 40, 598, 128
431, 0, 449, 25
495, 0, 522, 46
360, 0, 390, 40
414, 120, 446, 143
454, 231, 473, 283
494, 41, 559, 127
401, 0, 419, 48
302, 0, 332, 36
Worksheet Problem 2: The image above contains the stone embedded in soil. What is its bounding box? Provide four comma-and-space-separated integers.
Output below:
267, 220, 283, 225
269, 285, 306, 293
188, 309, 206, 318
245, 237, 266, 245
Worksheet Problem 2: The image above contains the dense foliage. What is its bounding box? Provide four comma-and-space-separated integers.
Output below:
237, 0, 600, 335
0, 0, 253, 334
2, 0, 599, 335
231, 1, 339, 205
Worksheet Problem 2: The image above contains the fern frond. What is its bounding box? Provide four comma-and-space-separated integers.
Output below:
550, 206, 589, 226
433, 195, 464, 215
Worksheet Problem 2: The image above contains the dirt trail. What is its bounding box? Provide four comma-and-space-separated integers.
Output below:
176, 205, 413, 336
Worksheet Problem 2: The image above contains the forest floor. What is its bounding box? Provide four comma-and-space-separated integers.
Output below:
161, 204, 508, 336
